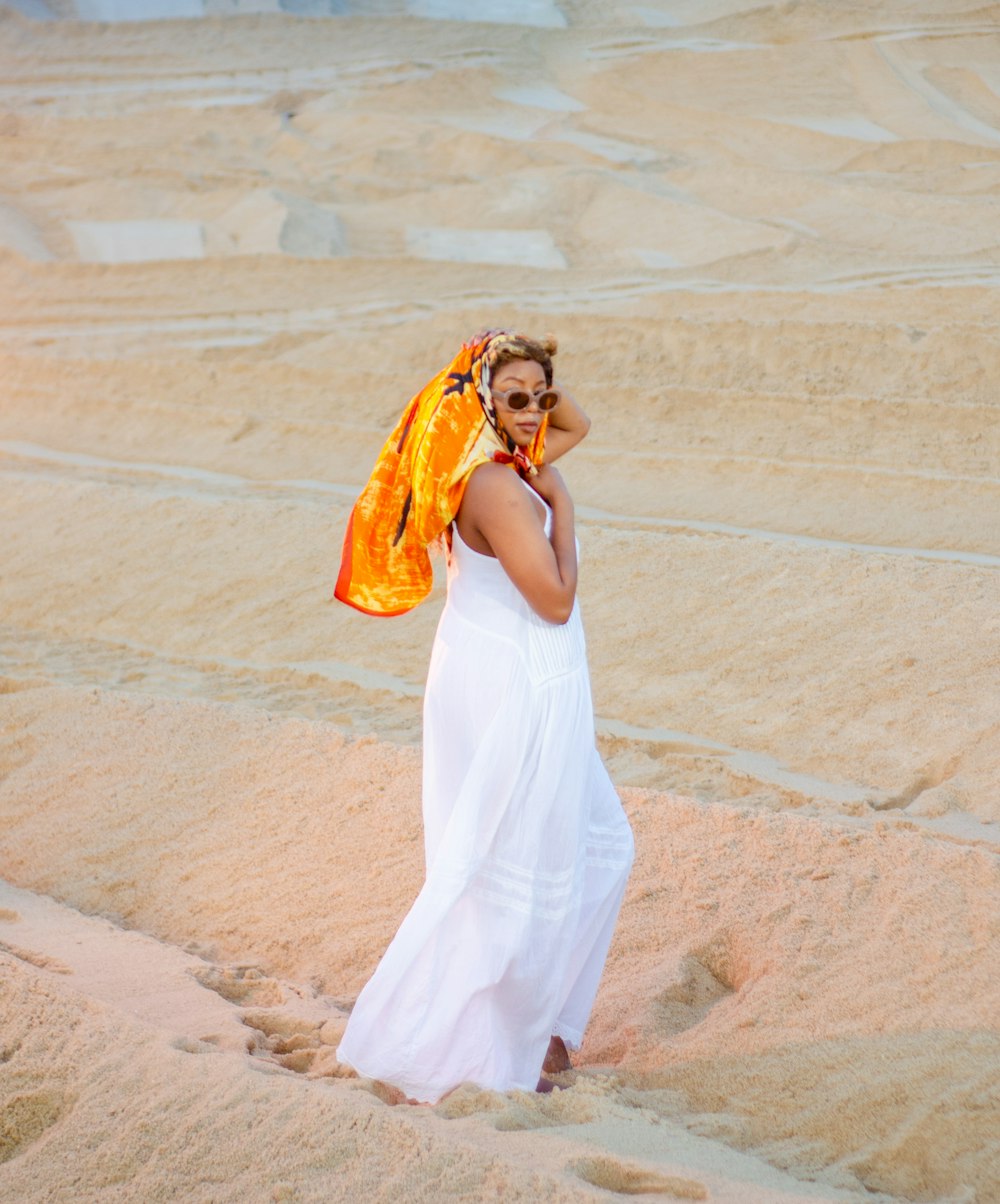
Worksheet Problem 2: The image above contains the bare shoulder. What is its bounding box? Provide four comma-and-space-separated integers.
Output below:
464, 460, 519, 492
462, 461, 528, 510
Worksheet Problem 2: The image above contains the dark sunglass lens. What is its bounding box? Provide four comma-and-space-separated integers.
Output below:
505, 391, 532, 410
538, 391, 559, 410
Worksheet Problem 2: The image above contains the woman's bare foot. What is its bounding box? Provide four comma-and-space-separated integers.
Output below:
369, 1080, 408, 1106
542, 1035, 571, 1075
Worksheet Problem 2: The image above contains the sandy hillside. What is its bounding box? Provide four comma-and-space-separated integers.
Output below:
1, 2, 998, 1202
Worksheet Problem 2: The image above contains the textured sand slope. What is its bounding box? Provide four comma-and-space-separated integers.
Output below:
2, 455, 998, 822
1, 682, 998, 1201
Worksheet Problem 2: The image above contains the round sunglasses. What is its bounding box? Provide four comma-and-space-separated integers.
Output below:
491, 385, 561, 412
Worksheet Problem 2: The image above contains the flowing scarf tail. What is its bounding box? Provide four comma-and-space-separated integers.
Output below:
332, 385, 439, 617
333, 337, 546, 617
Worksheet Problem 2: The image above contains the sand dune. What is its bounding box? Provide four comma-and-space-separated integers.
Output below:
3, 683, 998, 1201
1, 1, 998, 1200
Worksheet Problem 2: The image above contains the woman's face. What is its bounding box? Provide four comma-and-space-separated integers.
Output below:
491, 358, 548, 448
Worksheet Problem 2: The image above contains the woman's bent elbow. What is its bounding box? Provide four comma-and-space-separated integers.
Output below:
536, 598, 574, 625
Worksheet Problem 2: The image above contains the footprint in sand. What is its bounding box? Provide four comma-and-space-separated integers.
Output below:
190, 963, 285, 1007
650, 942, 738, 1041
0, 893, 65, 976
240, 1006, 353, 1078
244, 1008, 323, 1072
570, 1155, 708, 1199
432, 1081, 596, 1128
188, 962, 354, 1076
0, 940, 72, 975
0, 1090, 68, 1165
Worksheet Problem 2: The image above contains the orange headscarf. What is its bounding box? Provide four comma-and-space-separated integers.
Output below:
333, 331, 547, 616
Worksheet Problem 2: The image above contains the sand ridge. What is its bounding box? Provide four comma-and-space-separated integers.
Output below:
2, 680, 998, 1200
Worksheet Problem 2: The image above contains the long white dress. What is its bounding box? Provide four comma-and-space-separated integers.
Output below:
336, 481, 634, 1103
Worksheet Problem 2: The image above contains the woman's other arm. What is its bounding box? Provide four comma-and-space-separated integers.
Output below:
541, 386, 590, 464
460, 463, 577, 624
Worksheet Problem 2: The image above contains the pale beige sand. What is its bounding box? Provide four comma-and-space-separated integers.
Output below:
5, 684, 984, 1093
2, 684, 998, 1202
1, 1, 998, 1201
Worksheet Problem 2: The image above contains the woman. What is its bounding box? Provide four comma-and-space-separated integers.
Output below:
334, 330, 634, 1103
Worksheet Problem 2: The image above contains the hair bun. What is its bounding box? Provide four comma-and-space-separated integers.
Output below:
540, 333, 558, 357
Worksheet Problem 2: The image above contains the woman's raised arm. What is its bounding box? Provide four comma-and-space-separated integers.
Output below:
541, 385, 591, 464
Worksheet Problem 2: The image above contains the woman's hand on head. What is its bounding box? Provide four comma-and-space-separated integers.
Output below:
528, 463, 570, 507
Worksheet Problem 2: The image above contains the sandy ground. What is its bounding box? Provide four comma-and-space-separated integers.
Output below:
1, 2, 998, 1201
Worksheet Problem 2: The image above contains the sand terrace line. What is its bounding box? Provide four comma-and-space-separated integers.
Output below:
0, 55, 452, 99
5, 633, 999, 853
585, 21, 1000, 55
581, 446, 1000, 488
0, 623, 876, 813
575, 505, 1000, 568
596, 721, 1000, 850
5, 271, 1000, 352
877, 37, 1000, 146
14, 405, 996, 488
0, 877, 254, 1047
0, 62, 429, 105
0, 46, 505, 105
821, 24, 1000, 43
4, 618, 866, 810
595, 716, 869, 806
4, 440, 999, 569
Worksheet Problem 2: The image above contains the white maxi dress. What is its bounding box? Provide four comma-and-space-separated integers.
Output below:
337, 481, 635, 1103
